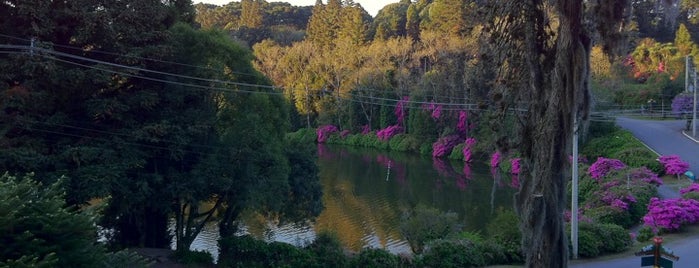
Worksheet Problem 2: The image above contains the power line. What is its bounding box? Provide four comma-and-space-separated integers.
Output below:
0, 32, 261, 78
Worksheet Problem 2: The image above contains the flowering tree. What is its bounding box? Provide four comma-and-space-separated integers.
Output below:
316, 125, 339, 143
588, 157, 626, 181
658, 155, 689, 179
643, 197, 699, 231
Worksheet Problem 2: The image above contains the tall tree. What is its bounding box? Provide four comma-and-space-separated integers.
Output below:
483, 0, 630, 266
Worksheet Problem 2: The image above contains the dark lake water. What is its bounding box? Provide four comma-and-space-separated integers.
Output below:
177, 144, 518, 260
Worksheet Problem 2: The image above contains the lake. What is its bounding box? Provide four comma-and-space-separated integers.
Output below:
178, 144, 518, 260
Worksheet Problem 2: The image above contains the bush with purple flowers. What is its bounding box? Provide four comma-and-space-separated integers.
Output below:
395, 96, 409, 125
628, 167, 663, 186
658, 155, 689, 178
376, 125, 403, 141
432, 135, 462, 158
642, 197, 699, 231
680, 183, 699, 195
510, 158, 521, 175
588, 157, 626, 181
491, 151, 501, 168
317, 125, 339, 143
457, 111, 468, 136
461, 138, 477, 163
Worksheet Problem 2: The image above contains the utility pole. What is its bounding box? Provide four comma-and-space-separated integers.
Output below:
30, 37, 35, 57
571, 114, 579, 259
694, 71, 697, 137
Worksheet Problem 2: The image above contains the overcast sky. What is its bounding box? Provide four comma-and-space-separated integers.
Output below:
196, 0, 396, 17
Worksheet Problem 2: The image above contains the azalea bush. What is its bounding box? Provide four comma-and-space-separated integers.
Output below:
658, 155, 689, 178
432, 135, 462, 158
588, 157, 626, 181
642, 197, 699, 232
461, 137, 477, 162
376, 125, 403, 141
316, 125, 339, 143
679, 183, 699, 195
490, 151, 502, 168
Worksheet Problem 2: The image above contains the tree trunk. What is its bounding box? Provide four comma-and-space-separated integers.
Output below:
515, 0, 590, 267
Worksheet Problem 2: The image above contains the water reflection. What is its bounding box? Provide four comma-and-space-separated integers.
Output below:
182, 144, 517, 258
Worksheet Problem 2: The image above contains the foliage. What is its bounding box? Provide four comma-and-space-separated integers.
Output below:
681, 183, 699, 195
317, 124, 339, 143
399, 205, 460, 254
349, 248, 402, 268
416, 239, 486, 268
643, 197, 699, 232
637, 226, 655, 242
376, 125, 404, 141
102, 250, 153, 268
672, 93, 695, 117
431, 134, 461, 158
286, 128, 318, 144
305, 232, 348, 268
588, 157, 626, 181
658, 155, 690, 177
172, 250, 213, 266
612, 148, 663, 174
486, 209, 523, 264
218, 235, 318, 268
490, 151, 502, 168
567, 222, 632, 258
0, 173, 105, 267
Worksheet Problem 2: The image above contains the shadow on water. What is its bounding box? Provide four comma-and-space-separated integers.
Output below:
177, 144, 518, 259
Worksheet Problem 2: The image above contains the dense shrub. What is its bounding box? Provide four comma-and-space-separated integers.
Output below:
349, 248, 402, 268
612, 147, 663, 173
583, 130, 645, 159
399, 206, 460, 254
588, 157, 626, 181
306, 232, 348, 268
486, 209, 523, 264
286, 128, 317, 144
388, 134, 422, 152
218, 235, 318, 267
567, 222, 631, 258
416, 239, 486, 268
172, 249, 213, 266
643, 197, 699, 231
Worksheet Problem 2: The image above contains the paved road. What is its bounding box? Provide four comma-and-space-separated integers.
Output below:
570, 117, 699, 268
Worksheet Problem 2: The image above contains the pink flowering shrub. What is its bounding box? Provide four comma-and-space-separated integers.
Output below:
680, 183, 699, 195
658, 155, 689, 178
339, 130, 350, 138
510, 158, 521, 175
628, 167, 663, 186
395, 96, 409, 125
361, 124, 370, 135
588, 157, 626, 181
423, 102, 443, 120
432, 135, 462, 158
457, 110, 468, 135
462, 137, 477, 162
490, 151, 501, 168
316, 125, 339, 143
643, 197, 699, 231
376, 125, 403, 141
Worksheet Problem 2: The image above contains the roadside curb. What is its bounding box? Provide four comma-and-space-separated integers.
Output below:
682, 130, 699, 144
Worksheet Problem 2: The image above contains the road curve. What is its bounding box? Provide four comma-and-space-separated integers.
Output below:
570, 117, 699, 268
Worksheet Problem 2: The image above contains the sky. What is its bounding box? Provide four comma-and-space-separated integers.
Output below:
196, 0, 396, 17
